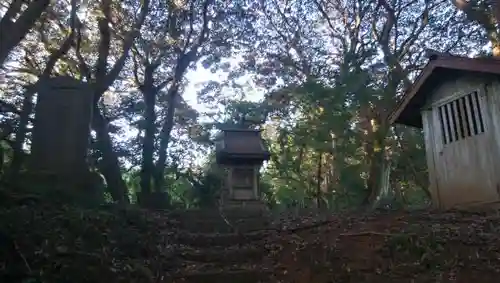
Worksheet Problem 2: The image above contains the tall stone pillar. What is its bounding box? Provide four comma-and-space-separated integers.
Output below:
29, 76, 94, 200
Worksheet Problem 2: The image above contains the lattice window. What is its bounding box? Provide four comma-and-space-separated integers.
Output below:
232, 168, 254, 190
438, 91, 485, 145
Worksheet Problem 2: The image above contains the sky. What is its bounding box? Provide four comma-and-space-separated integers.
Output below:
183, 65, 226, 114
160, 60, 266, 167
182, 59, 265, 120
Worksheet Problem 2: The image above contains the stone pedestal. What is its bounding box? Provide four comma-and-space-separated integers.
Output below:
222, 199, 268, 212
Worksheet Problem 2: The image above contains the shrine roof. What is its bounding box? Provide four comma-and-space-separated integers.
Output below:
215, 128, 270, 163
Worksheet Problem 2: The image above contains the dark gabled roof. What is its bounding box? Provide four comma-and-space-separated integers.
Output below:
389, 55, 500, 128
215, 128, 270, 164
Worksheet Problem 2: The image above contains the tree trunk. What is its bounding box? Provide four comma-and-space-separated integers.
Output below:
316, 152, 322, 208
148, 0, 212, 190
92, 105, 129, 204
152, 84, 179, 191
0, 0, 51, 66
139, 91, 156, 195
362, 119, 388, 205
364, 147, 385, 204
8, 90, 34, 178
139, 67, 157, 195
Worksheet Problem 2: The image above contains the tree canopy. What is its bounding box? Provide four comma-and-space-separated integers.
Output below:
1, 0, 499, 209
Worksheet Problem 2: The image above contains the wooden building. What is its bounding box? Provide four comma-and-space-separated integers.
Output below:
215, 128, 270, 207
389, 54, 500, 209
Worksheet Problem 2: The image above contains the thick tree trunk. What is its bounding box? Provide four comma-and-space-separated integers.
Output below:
316, 152, 322, 208
152, 85, 179, 191
139, 82, 157, 195
88, 3, 149, 203
362, 119, 388, 205
363, 147, 385, 204
148, 0, 212, 192
92, 105, 129, 204
0, 0, 51, 66
8, 90, 34, 178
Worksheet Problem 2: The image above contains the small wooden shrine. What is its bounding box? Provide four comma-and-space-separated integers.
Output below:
215, 128, 270, 207
389, 53, 500, 209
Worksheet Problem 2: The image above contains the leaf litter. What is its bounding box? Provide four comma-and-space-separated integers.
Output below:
1, 191, 500, 282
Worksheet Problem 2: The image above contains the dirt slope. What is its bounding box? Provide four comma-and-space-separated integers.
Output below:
1, 192, 500, 283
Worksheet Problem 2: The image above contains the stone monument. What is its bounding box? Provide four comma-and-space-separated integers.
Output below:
28, 76, 96, 202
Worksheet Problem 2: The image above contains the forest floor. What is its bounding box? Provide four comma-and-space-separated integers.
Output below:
1, 190, 500, 283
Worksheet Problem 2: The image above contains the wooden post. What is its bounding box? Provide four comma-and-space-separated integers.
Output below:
227, 167, 233, 199
253, 166, 258, 199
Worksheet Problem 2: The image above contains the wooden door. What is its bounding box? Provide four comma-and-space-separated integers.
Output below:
231, 167, 257, 200
431, 88, 499, 208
